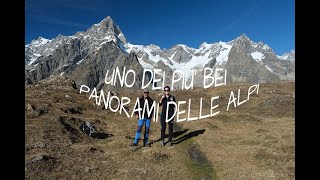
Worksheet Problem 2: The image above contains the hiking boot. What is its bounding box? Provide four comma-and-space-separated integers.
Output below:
160, 140, 164, 147
167, 142, 172, 146
131, 142, 138, 146
143, 143, 150, 147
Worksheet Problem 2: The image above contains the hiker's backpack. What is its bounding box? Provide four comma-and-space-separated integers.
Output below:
80, 122, 97, 136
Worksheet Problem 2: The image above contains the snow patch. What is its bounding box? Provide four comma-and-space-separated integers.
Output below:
103, 35, 112, 40
76, 59, 84, 65
216, 42, 232, 63
197, 42, 212, 53
31, 37, 51, 47
125, 43, 145, 53
170, 51, 177, 59
252, 43, 258, 48
251, 52, 264, 61
262, 44, 270, 50
137, 59, 154, 69
265, 65, 276, 74
277, 55, 286, 60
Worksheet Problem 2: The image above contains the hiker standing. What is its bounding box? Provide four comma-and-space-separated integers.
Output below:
159, 86, 176, 146
132, 88, 154, 147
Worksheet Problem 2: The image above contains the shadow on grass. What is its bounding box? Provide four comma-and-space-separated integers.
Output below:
169, 128, 189, 138
128, 128, 205, 147
149, 129, 189, 145
172, 129, 206, 145
91, 133, 114, 139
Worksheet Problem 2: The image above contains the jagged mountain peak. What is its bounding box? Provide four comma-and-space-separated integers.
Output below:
86, 16, 126, 43
199, 42, 209, 48
53, 34, 71, 40
94, 16, 116, 30
236, 33, 251, 41
29, 36, 51, 46
252, 41, 271, 51
56, 34, 64, 38
278, 50, 295, 61
227, 34, 275, 57
200, 41, 208, 46
100, 16, 113, 23
25, 18, 295, 86
171, 44, 196, 53
35, 36, 48, 41
146, 44, 161, 50
229, 33, 253, 45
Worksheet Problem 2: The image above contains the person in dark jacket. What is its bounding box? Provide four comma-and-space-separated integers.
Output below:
159, 86, 176, 146
132, 88, 154, 147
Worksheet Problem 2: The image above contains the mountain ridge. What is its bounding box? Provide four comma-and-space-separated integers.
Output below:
25, 16, 295, 88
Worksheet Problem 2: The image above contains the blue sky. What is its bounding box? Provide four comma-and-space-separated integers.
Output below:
25, 0, 294, 55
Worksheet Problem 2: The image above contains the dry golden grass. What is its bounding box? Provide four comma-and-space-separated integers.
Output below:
174, 82, 295, 179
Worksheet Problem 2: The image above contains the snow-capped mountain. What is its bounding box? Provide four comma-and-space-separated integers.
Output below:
124, 33, 294, 82
25, 16, 127, 66
25, 16, 295, 88
25, 37, 52, 64
277, 50, 295, 61
25, 16, 143, 89
125, 41, 234, 77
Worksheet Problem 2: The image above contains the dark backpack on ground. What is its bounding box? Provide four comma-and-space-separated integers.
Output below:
80, 122, 97, 137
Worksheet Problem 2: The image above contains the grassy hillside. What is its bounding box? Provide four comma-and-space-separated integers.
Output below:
25, 77, 294, 179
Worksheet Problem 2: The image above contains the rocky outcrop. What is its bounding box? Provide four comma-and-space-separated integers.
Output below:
25, 38, 82, 83
225, 45, 280, 84
65, 41, 144, 91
